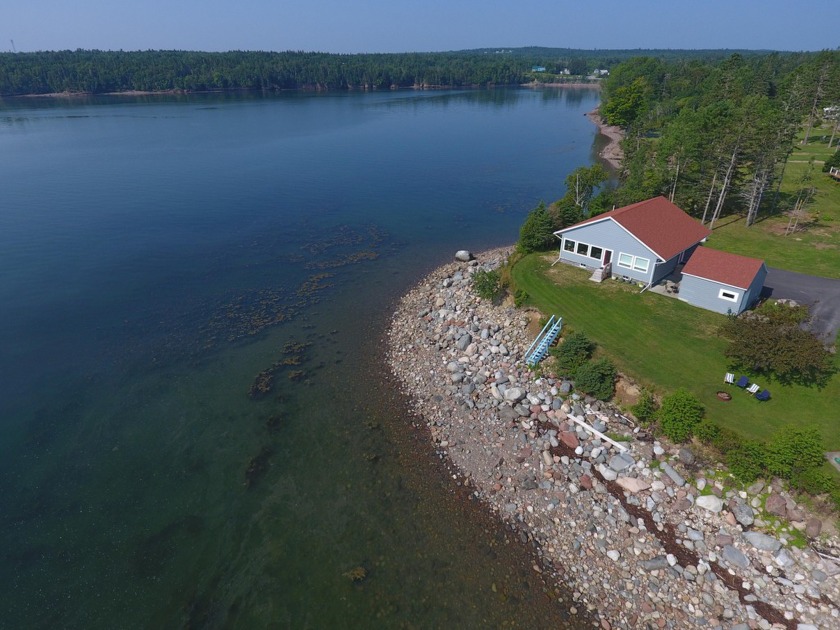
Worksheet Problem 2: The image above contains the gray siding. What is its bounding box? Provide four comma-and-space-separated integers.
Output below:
680, 275, 746, 314
741, 264, 768, 311
558, 219, 657, 284
680, 264, 767, 315
653, 254, 681, 284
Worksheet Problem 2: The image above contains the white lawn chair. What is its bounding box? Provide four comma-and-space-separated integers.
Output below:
724, 373, 734, 384
746, 383, 760, 394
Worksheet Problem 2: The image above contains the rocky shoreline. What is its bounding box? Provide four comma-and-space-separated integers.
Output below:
586, 108, 625, 170
387, 248, 839, 630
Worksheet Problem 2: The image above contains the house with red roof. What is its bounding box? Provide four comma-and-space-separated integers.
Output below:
553, 196, 766, 314
680, 247, 767, 315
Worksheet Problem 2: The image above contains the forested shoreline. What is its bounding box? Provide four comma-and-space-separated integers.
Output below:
599, 50, 840, 226
0, 47, 774, 96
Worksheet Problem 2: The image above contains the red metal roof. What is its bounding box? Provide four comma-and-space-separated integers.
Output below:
681, 246, 766, 289
559, 196, 712, 261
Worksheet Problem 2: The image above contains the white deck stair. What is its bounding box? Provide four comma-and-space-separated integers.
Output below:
589, 262, 612, 283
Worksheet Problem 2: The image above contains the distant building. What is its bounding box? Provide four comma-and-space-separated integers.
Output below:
594, 69, 609, 76
532, 66, 546, 73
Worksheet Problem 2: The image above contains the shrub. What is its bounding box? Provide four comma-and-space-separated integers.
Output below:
630, 389, 658, 425
791, 467, 835, 495
471, 269, 502, 300
695, 420, 720, 444
551, 331, 595, 375
513, 289, 529, 308
726, 440, 767, 483
710, 426, 743, 455
574, 357, 617, 400
823, 150, 840, 173
657, 388, 704, 443
765, 425, 825, 479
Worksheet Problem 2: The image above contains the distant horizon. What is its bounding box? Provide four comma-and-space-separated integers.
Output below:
1, 45, 814, 56
5, 1, 838, 55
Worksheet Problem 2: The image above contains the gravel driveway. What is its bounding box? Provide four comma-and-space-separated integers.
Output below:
764, 267, 840, 342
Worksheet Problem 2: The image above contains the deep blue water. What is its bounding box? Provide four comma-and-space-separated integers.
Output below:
0, 88, 601, 628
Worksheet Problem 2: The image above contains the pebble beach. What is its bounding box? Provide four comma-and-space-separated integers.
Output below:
387, 248, 839, 630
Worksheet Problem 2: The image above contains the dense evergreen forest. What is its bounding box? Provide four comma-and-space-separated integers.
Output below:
0, 47, 772, 96
599, 50, 840, 226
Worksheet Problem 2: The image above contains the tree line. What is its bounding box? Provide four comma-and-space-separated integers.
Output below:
0, 48, 773, 96
599, 50, 840, 226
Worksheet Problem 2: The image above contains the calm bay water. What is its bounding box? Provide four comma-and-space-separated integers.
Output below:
0, 88, 601, 628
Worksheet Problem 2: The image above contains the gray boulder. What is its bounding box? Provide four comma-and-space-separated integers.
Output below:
722, 545, 750, 569
743, 531, 781, 552
455, 334, 472, 351
454, 250, 473, 262
642, 556, 670, 571
695, 495, 723, 513
728, 499, 755, 527
677, 448, 696, 466
660, 462, 686, 487
608, 453, 634, 472
503, 387, 526, 403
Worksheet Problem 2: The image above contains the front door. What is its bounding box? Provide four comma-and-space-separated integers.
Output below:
604, 250, 612, 265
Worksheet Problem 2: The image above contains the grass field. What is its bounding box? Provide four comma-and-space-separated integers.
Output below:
706, 123, 840, 278
512, 253, 840, 450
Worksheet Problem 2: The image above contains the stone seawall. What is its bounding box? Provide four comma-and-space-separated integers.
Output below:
387, 248, 839, 630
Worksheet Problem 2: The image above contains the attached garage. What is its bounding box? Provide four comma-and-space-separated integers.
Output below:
679, 247, 767, 315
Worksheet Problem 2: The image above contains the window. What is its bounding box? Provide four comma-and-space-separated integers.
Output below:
617, 253, 650, 274
719, 289, 739, 302
576, 242, 589, 256
563, 239, 575, 252
590, 246, 603, 260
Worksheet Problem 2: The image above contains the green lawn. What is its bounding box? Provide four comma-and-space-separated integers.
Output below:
512, 253, 840, 449
706, 125, 840, 278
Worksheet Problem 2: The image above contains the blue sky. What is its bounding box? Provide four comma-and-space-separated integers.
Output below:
5, 0, 838, 53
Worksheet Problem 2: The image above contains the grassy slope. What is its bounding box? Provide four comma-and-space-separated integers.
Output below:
512, 253, 840, 449
706, 125, 840, 278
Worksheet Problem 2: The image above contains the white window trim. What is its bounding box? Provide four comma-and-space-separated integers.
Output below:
719, 288, 740, 302
617, 253, 634, 269
617, 252, 649, 274
564, 238, 605, 263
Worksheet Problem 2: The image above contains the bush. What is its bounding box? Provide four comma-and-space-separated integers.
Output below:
695, 420, 720, 444
574, 357, 617, 400
551, 331, 595, 375
710, 426, 742, 455
471, 269, 502, 300
726, 440, 767, 483
630, 389, 658, 425
765, 425, 825, 479
657, 388, 704, 443
791, 467, 835, 495
513, 289, 529, 308
823, 150, 840, 173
